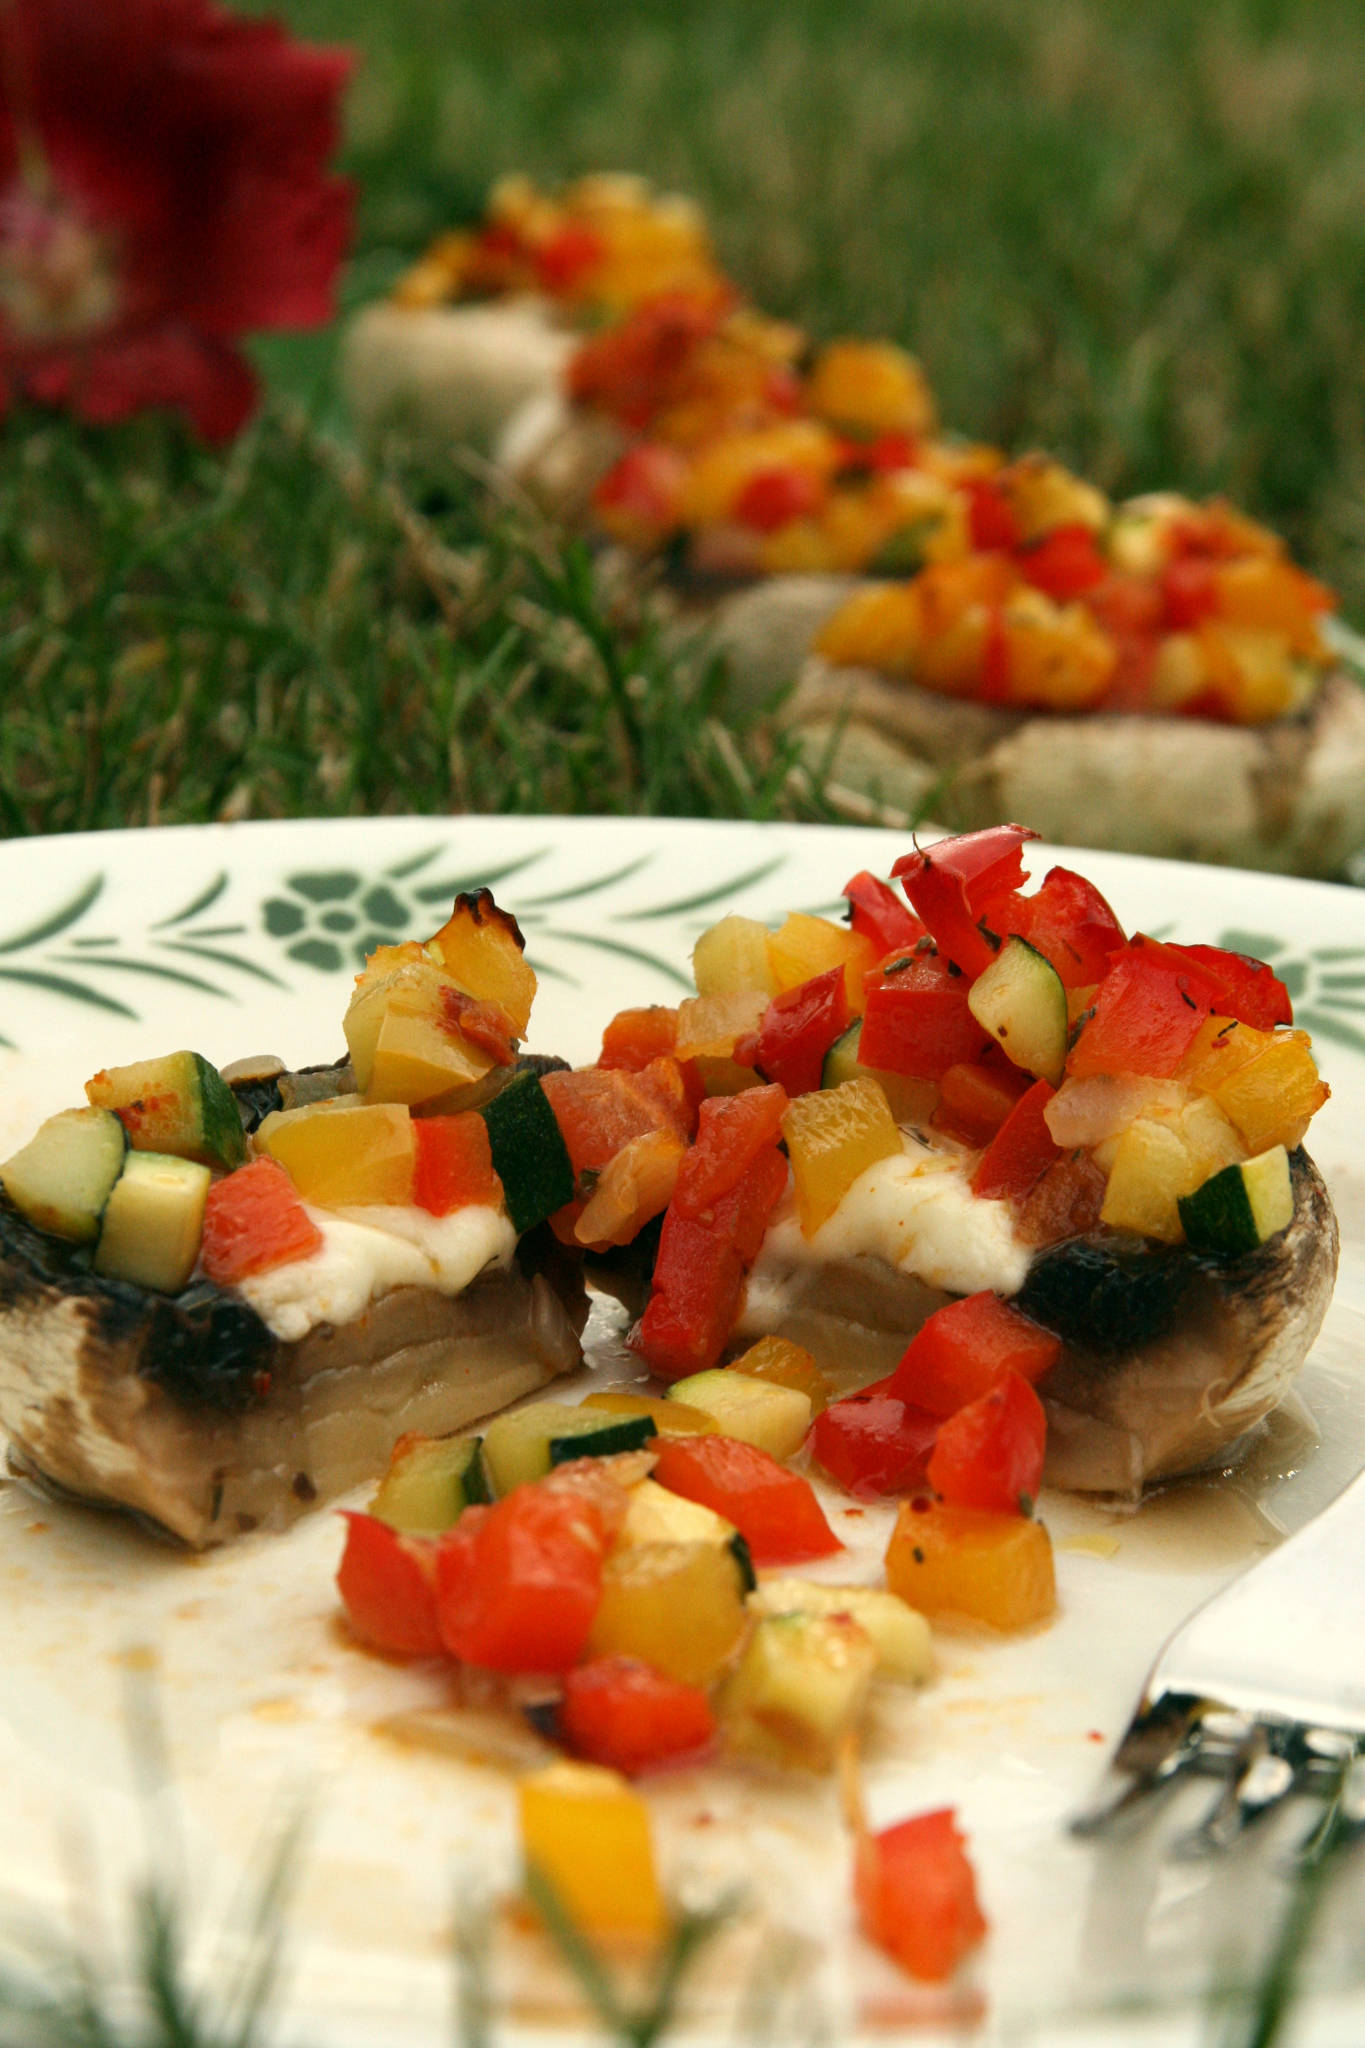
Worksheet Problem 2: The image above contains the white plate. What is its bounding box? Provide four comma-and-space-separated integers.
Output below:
0, 815, 1363, 2048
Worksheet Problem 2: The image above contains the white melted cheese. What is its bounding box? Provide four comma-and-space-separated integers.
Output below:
235, 1202, 515, 1344
753, 1130, 1031, 1299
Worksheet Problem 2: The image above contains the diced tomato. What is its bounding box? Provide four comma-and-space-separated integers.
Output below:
336, 1511, 444, 1658
932, 1058, 1030, 1146
927, 1371, 1048, 1513
892, 827, 1040, 978
651, 1433, 841, 1566
568, 290, 728, 429
859, 950, 990, 1080
558, 1656, 716, 1775
733, 465, 826, 532
1016, 522, 1107, 602
1162, 943, 1292, 1031
543, 1062, 690, 1180
839, 430, 922, 474
671, 1083, 789, 1219
533, 220, 606, 295
599, 1005, 680, 1069
1162, 556, 1220, 630
433, 1483, 609, 1673
753, 968, 848, 1096
592, 443, 688, 543
200, 1157, 323, 1286
1067, 945, 1214, 1079
964, 475, 1021, 552
412, 1113, 503, 1217
886, 1291, 1061, 1419
811, 1392, 939, 1497
842, 870, 928, 956
855, 1808, 988, 1982
995, 866, 1127, 989
970, 1077, 1062, 1200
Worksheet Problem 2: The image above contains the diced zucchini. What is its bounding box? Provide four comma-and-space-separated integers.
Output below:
369, 1432, 490, 1532
747, 1579, 933, 1682
665, 1368, 812, 1461
1177, 1145, 1294, 1258
475, 1068, 574, 1232
719, 1610, 879, 1771
0, 1107, 128, 1244
481, 1400, 655, 1494
820, 1020, 938, 1125
93, 1151, 210, 1293
85, 1051, 247, 1171
967, 936, 1067, 1085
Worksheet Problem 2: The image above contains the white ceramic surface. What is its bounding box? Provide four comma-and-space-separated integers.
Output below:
0, 815, 1362, 2048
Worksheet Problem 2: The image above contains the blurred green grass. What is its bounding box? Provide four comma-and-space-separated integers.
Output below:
9, 0, 1365, 836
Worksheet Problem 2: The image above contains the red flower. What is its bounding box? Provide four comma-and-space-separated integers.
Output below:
0, 0, 353, 441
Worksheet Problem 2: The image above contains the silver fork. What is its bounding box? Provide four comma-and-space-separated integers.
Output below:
1072, 1464, 1365, 1861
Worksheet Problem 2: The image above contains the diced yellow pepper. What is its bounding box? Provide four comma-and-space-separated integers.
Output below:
255, 1100, 415, 1206
804, 339, 937, 438
587, 1540, 748, 1686
343, 961, 496, 1105
1207, 1029, 1328, 1153
998, 455, 1110, 540
424, 893, 537, 1034
1000, 596, 1116, 710
1180, 1013, 1266, 1093
676, 421, 841, 526
729, 1335, 833, 1415
519, 1761, 667, 1942
765, 913, 877, 1014
885, 1498, 1055, 1630
815, 582, 924, 674
1099, 1117, 1201, 1242
674, 988, 767, 1061
782, 1079, 902, 1237
579, 1389, 720, 1436
691, 914, 780, 999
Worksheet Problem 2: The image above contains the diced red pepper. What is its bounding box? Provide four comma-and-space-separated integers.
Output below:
842, 870, 928, 956
533, 220, 606, 295
932, 1058, 1030, 1146
856, 1808, 988, 1982
886, 1291, 1061, 1419
568, 290, 728, 429
733, 465, 826, 532
892, 827, 1040, 978
632, 1142, 789, 1380
1016, 522, 1107, 602
859, 950, 990, 1081
970, 1077, 1062, 1200
1162, 943, 1292, 1031
811, 1392, 939, 1497
1162, 556, 1221, 630
671, 1083, 789, 1219
336, 1511, 444, 1658
543, 1062, 691, 1178
440, 987, 519, 1066
964, 475, 1021, 552
927, 1371, 1048, 1513
558, 1656, 716, 1775
651, 1433, 841, 1566
433, 1483, 609, 1673
840, 430, 922, 474
599, 1005, 680, 1069
994, 866, 1127, 989
1066, 945, 1214, 1079
1013, 1150, 1107, 1247
200, 1157, 323, 1286
754, 968, 849, 1096
412, 1113, 503, 1217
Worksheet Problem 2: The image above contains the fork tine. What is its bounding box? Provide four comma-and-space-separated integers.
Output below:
1070, 1693, 1208, 1840
1169, 1728, 1298, 1860
1291, 1745, 1365, 1867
